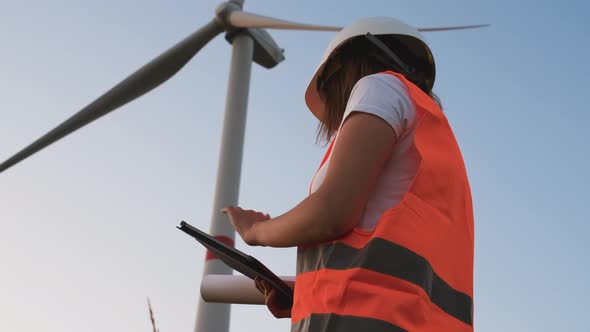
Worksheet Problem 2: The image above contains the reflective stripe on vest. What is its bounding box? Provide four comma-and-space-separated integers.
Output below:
292, 71, 474, 332
292, 314, 407, 332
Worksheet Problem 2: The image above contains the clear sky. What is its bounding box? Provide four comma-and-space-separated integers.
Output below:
0, 0, 588, 331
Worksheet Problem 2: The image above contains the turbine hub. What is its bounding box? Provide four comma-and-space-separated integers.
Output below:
215, 2, 241, 30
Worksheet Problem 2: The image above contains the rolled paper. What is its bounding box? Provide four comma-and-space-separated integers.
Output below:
201, 275, 295, 305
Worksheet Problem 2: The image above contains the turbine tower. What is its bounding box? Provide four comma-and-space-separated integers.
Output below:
0, 1, 487, 331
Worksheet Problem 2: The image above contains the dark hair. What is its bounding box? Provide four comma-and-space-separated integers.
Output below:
316, 35, 441, 143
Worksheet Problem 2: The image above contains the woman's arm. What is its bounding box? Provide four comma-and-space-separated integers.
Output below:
225, 112, 396, 247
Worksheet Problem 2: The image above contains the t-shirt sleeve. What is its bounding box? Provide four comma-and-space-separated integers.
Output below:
341, 73, 415, 138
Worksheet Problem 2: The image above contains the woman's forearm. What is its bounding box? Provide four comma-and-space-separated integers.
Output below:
253, 189, 360, 247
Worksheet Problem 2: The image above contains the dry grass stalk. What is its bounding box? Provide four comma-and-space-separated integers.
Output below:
147, 297, 159, 332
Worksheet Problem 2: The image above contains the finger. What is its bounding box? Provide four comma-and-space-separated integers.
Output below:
223, 206, 245, 212
254, 278, 264, 294
221, 208, 234, 222
222, 207, 243, 221
265, 289, 279, 316
255, 277, 266, 294
260, 279, 272, 293
265, 288, 276, 306
266, 289, 289, 318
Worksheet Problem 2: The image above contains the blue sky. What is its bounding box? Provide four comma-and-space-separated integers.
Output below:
0, 0, 588, 331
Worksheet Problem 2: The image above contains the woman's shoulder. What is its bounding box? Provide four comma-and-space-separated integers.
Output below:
353, 72, 410, 97
345, 72, 416, 136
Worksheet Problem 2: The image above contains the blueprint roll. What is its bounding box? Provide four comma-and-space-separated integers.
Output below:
201, 275, 295, 305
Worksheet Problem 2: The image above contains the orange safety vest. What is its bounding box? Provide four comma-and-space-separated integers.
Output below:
292, 71, 474, 332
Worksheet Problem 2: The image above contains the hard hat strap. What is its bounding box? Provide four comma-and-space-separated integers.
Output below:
365, 33, 414, 74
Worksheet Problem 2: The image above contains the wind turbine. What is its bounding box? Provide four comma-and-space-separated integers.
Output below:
0, 1, 488, 331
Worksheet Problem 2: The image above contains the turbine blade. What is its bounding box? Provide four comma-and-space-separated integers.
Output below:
418, 24, 490, 32
228, 11, 341, 31
0, 20, 223, 174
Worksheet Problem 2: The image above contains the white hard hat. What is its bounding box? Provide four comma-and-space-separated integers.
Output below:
305, 17, 435, 120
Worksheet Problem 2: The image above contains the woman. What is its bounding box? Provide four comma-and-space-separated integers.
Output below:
223, 17, 474, 332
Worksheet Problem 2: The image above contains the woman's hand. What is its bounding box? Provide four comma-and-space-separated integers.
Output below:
254, 277, 294, 318
221, 206, 270, 246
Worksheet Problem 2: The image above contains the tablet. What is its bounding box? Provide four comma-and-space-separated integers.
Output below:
177, 221, 294, 305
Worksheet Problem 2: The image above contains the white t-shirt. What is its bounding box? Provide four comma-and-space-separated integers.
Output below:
310, 73, 421, 230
